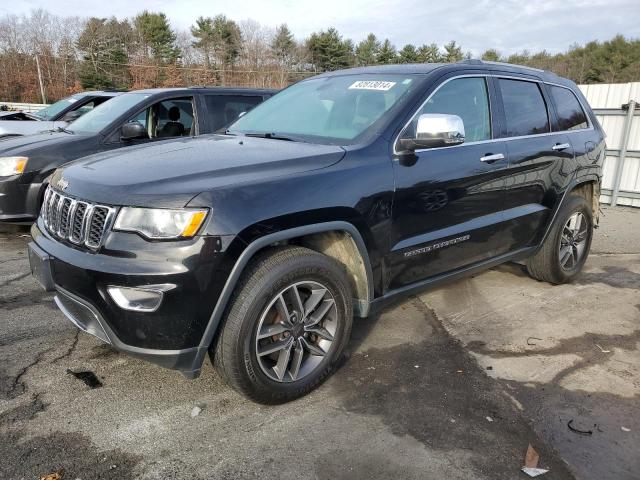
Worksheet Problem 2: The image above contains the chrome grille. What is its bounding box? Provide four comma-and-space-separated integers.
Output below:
41, 186, 116, 251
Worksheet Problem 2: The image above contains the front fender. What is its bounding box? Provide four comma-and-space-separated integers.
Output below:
186, 221, 375, 377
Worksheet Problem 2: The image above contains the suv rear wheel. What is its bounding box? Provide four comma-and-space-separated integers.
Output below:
212, 246, 353, 404
526, 194, 593, 284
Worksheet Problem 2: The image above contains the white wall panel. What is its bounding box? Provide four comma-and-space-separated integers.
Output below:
580, 82, 640, 206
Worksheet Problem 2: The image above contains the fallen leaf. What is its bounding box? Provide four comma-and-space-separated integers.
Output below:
40, 473, 62, 480
524, 444, 540, 468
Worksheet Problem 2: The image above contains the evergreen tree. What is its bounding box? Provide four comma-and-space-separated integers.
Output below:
305, 28, 353, 71
481, 48, 501, 61
191, 16, 215, 68
377, 39, 397, 64
417, 43, 440, 62
211, 15, 242, 67
77, 17, 133, 89
355, 33, 380, 66
443, 40, 463, 62
271, 24, 295, 66
190, 15, 241, 69
134, 11, 179, 63
398, 44, 419, 63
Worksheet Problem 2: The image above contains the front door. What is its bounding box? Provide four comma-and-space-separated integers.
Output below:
387, 76, 510, 290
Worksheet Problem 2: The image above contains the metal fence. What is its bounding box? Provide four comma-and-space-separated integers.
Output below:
579, 82, 640, 207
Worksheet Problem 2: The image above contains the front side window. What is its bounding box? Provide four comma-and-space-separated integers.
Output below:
499, 79, 549, 137
406, 77, 491, 143
549, 86, 588, 131
228, 74, 421, 143
206, 95, 263, 131
124, 97, 195, 139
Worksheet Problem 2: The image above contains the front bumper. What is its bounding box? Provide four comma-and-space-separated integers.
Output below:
29, 220, 240, 377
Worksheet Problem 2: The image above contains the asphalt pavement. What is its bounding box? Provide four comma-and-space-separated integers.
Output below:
1, 205, 638, 479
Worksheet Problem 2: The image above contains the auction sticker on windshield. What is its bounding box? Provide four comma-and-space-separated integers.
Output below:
349, 80, 396, 91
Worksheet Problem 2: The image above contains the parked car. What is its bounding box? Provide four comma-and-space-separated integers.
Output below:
0, 91, 121, 138
28, 61, 605, 403
0, 87, 275, 222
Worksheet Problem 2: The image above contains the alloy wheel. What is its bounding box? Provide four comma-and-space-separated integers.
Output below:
255, 281, 338, 383
559, 212, 589, 271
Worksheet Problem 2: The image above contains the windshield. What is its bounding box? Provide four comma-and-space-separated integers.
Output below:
228, 74, 421, 143
69, 93, 149, 134
34, 95, 82, 120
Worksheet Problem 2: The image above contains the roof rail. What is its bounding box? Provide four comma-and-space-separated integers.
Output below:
457, 59, 545, 73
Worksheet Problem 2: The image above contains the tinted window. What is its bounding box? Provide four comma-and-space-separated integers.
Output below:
414, 77, 491, 142
499, 79, 549, 137
550, 86, 588, 131
205, 95, 263, 131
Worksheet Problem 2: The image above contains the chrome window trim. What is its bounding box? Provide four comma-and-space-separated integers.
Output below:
393, 74, 594, 155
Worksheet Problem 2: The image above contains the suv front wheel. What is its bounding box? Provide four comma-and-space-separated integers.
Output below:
212, 246, 353, 404
526, 194, 593, 284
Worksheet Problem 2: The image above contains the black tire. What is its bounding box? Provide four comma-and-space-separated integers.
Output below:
212, 246, 353, 404
526, 194, 593, 284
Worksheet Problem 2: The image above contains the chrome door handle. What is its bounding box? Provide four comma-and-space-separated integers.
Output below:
480, 153, 505, 163
552, 143, 571, 151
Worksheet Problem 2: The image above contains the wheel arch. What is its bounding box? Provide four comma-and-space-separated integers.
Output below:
535, 175, 601, 253
187, 221, 374, 376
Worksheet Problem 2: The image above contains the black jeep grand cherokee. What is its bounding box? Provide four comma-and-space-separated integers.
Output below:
29, 61, 605, 403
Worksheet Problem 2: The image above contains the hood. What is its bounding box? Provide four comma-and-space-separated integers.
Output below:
54, 134, 346, 207
0, 130, 82, 154
0, 120, 64, 137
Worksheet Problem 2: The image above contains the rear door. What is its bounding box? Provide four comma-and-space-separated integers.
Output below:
496, 77, 575, 250
388, 75, 511, 290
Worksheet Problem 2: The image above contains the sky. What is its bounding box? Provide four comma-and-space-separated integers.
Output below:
2, 0, 640, 56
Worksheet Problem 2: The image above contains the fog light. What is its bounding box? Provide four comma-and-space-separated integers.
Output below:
107, 284, 176, 312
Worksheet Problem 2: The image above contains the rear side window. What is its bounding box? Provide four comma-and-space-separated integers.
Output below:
204, 95, 263, 131
549, 86, 588, 131
499, 79, 549, 137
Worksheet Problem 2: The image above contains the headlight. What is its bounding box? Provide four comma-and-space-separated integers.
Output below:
0, 156, 28, 177
113, 207, 208, 239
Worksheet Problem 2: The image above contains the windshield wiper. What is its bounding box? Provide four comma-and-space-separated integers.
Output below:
55, 126, 74, 134
243, 132, 297, 142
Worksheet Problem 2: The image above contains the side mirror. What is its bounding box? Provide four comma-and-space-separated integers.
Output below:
398, 114, 465, 152
121, 121, 148, 141
60, 110, 83, 123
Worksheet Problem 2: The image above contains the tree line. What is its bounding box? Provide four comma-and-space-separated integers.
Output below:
1, 9, 638, 103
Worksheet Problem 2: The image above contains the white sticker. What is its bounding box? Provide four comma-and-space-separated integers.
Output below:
349, 80, 396, 91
